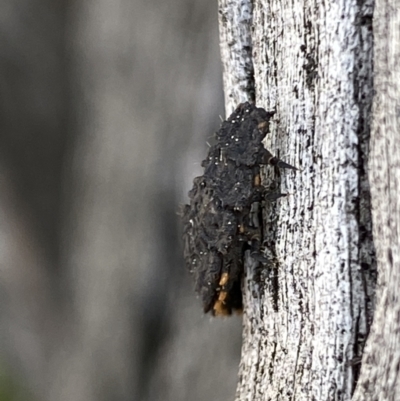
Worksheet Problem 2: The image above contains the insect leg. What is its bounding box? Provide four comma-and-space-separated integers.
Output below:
261, 149, 297, 170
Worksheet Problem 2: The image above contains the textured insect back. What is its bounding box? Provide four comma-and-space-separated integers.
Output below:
182, 102, 295, 316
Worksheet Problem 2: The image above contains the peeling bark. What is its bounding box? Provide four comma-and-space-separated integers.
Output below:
218, 0, 377, 399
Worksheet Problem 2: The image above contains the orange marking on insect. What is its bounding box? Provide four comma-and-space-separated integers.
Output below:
254, 174, 261, 186
239, 224, 245, 234
218, 291, 228, 302
219, 272, 229, 286
213, 300, 230, 316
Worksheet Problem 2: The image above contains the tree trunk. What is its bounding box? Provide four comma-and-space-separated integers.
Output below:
352, 0, 400, 399
219, 0, 377, 399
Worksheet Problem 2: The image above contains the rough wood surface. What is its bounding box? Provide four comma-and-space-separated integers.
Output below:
218, 0, 255, 115
218, 0, 377, 399
352, 0, 400, 399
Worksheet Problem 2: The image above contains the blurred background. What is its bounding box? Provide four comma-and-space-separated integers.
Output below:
0, 1, 242, 400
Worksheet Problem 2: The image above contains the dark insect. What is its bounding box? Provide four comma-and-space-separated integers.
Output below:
182, 102, 295, 316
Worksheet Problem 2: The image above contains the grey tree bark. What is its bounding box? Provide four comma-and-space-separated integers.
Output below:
3, 0, 399, 400
219, 0, 377, 400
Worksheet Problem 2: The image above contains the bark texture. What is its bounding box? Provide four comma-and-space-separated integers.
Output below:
218, 0, 377, 399
219, 0, 255, 115
352, 0, 400, 399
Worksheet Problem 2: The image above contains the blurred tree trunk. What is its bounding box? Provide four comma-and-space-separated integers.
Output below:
0, 1, 242, 401
219, 0, 377, 399
352, 0, 400, 399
